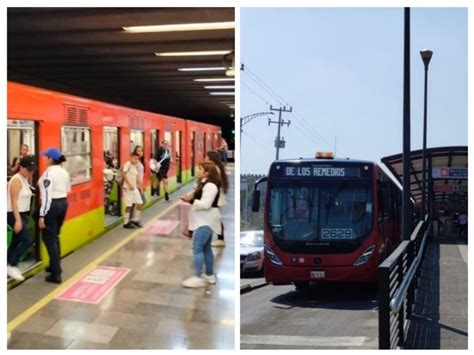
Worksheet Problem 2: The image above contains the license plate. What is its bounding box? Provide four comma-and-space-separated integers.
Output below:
311, 271, 325, 279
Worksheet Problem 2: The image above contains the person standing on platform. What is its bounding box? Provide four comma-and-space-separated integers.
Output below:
38, 148, 70, 284
7, 156, 36, 281
122, 152, 143, 229
9, 144, 30, 177
130, 145, 146, 221
151, 140, 172, 201
181, 161, 222, 288
458, 208, 468, 241
219, 138, 228, 165
206, 151, 229, 247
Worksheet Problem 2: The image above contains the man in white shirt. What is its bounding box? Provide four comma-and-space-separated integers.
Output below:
122, 152, 143, 229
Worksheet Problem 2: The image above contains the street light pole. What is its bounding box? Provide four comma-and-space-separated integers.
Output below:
402, 7, 412, 241
420, 49, 433, 219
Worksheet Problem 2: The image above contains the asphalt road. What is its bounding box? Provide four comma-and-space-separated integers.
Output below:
240, 282, 380, 349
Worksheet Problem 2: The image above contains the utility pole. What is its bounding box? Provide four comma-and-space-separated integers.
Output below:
402, 7, 412, 241
268, 105, 292, 160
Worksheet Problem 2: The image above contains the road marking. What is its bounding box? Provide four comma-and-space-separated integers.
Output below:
7, 200, 179, 333
240, 334, 368, 348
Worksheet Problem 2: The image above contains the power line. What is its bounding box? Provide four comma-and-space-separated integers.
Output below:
241, 80, 272, 106
241, 62, 290, 106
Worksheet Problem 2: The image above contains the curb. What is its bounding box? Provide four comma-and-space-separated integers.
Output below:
240, 281, 268, 294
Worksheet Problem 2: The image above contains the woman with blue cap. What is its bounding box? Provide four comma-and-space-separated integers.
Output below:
38, 147, 71, 284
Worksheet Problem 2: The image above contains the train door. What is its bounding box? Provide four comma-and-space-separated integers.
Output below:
191, 131, 196, 177
150, 129, 160, 191
175, 130, 182, 184
203, 132, 207, 159
7, 119, 40, 277
103, 127, 120, 226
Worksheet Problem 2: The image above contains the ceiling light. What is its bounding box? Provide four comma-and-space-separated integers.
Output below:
204, 85, 235, 89
123, 21, 235, 33
194, 78, 235, 82
210, 92, 235, 96
178, 67, 226, 72
156, 50, 232, 57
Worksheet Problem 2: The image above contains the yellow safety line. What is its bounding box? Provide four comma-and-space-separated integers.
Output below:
7, 200, 180, 332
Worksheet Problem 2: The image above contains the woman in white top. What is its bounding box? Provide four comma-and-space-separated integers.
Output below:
7, 156, 36, 281
181, 161, 222, 288
38, 148, 71, 284
129, 145, 146, 223
206, 151, 229, 247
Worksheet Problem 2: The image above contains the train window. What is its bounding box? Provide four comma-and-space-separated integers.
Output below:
164, 131, 173, 153
61, 126, 92, 185
7, 120, 36, 180
130, 130, 144, 152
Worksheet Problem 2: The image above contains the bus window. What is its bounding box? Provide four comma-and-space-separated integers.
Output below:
269, 181, 373, 242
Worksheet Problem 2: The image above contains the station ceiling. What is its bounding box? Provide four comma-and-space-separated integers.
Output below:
8, 8, 235, 129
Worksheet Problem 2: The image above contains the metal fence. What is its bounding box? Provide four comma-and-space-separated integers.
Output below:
378, 215, 430, 349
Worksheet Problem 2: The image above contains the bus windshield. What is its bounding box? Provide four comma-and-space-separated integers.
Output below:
269, 180, 373, 243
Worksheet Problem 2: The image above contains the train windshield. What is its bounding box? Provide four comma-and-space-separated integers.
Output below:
269, 180, 373, 244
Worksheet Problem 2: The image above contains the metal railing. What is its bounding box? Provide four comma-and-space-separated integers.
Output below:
378, 215, 430, 349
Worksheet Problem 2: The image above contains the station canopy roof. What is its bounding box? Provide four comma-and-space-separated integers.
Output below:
381, 146, 468, 204
7, 8, 235, 129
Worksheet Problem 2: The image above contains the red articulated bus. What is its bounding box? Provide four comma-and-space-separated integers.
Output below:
252, 153, 403, 290
7, 81, 221, 282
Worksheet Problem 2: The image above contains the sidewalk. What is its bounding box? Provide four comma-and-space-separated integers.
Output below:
405, 238, 468, 349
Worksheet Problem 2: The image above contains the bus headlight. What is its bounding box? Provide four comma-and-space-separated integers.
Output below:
353, 245, 375, 266
264, 244, 283, 266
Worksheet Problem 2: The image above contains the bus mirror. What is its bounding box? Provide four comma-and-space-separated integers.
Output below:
252, 190, 261, 212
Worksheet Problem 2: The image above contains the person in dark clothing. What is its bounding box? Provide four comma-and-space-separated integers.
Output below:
151, 140, 173, 201
38, 148, 71, 284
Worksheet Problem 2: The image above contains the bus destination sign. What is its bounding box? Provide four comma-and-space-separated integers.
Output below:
278, 164, 362, 178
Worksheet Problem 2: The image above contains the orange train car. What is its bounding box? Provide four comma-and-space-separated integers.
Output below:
7, 81, 222, 283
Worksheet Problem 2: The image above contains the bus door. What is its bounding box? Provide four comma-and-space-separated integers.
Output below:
7, 119, 40, 276
176, 130, 182, 184
103, 126, 120, 226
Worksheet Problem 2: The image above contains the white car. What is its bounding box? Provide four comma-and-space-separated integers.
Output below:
240, 230, 264, 273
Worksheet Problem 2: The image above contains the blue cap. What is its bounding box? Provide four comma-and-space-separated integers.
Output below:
42, 147, 62, 160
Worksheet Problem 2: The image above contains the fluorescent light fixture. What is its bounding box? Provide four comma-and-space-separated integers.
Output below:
178, 67, 226, 72
155, 50, 231, 57
123, 21, 235, 33
210, 92, 235, 96
204, 85, 235, 89
193, 78, 235, 82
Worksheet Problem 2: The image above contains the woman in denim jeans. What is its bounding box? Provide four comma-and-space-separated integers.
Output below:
7, 156, 36, 281
181, 161, 222, 288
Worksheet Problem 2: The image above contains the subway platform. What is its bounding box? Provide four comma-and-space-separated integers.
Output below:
405, 233, 468, 349
7, 165, 235, 349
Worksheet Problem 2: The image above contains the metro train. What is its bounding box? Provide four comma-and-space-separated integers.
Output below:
7, 81, 222, 284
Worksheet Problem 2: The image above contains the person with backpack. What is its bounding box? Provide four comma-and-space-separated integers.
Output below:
121, 152, 143, 229
151, 140, 172, 201
181, 161, 222, 288
206, 151, 229, 247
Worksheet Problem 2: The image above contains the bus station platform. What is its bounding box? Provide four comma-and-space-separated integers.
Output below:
7, 165, 235, 349
405, 234, 468, 349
